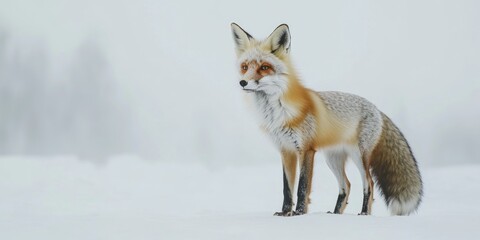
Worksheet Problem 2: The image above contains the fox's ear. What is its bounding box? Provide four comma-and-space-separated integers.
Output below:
265, 24, 291, 57
231, 23, 253, 55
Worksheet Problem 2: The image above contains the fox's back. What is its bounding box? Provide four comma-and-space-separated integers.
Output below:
316, 91, 384, 151
316, 91, 379, 121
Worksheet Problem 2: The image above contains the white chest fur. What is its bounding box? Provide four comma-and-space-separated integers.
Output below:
253, 92, 315, 152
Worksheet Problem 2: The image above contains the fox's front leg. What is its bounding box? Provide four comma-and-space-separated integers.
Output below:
274, 150, 297, 216
293, 150, 315, 215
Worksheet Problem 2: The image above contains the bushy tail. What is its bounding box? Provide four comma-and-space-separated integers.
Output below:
370, 113, 423, 215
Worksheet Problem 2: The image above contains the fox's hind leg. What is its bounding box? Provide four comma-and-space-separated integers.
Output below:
325, 150, 350, 214
350, 147, 374, 215
274, 150, 297, 216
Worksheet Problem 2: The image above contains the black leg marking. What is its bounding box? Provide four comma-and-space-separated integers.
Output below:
359, 189, 371, 215
295, 167, 308, 215
293, 151, 314, 216
282, 169, 293, 212
333, 192, 347, 214
274, 169, 293, 216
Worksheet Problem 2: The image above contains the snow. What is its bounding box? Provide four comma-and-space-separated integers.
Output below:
1, 156, 478, 239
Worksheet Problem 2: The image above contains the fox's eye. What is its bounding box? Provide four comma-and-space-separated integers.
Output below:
260, 65, 270, 71
241, 65, 248, 71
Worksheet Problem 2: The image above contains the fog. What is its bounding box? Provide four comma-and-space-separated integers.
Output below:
1, 0, 479, 166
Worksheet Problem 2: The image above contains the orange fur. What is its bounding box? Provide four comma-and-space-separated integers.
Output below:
282, 77, 313, 129
279, 76, 355, 150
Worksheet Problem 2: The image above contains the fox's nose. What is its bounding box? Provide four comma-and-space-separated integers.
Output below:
239, 80, 248, 87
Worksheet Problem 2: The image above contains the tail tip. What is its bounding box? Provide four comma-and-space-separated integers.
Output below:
389, 196, 421, 216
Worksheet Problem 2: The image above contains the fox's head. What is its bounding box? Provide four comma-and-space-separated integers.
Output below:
231, 23, 293, 95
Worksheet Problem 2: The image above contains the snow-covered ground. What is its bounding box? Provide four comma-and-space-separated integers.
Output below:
0, 156, 478, 239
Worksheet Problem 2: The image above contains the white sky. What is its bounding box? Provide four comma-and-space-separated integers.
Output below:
0, 0, 479, 166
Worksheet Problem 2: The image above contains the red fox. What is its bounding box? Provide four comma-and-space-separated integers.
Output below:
231, 23, 423, 216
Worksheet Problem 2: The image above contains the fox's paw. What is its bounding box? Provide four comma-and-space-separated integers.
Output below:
358, 212, 369, 216
274, 211, 294, 217
327, 210, 343, 214
274, 210, 306, 217
292, 210, 306, 216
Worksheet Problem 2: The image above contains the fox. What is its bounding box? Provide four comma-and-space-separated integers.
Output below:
230, 23, 423, 216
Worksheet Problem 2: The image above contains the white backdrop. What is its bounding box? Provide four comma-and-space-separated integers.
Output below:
0, 0, 479, 167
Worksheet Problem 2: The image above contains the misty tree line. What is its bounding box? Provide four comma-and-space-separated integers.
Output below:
0, 30, 136, 158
